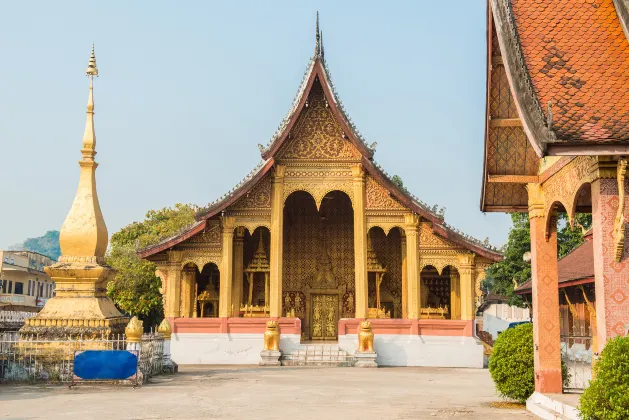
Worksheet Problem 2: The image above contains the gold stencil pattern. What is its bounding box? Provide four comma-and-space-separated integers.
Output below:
277, 81, 362, 161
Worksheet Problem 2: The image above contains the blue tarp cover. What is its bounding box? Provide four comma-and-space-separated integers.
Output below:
74, 350, 137, 381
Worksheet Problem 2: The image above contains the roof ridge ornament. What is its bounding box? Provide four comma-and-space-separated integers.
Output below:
315, 11, 323, 59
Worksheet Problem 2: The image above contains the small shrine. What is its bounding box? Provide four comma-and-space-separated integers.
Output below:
241, 235, 270, 317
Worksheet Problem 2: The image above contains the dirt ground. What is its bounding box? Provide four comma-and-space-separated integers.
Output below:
0, 366, 532, 420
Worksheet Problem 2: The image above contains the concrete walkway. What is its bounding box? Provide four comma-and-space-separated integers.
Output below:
0, 366, 533, 419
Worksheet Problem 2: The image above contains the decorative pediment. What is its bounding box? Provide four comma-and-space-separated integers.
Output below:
419, 222, 459, 250
230, 174, 272, 210
187, 220, 221, 245
277, 81, 361, 161
366, 176, 406, 210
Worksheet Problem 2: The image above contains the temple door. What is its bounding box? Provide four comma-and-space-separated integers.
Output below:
310, 294, 338, 340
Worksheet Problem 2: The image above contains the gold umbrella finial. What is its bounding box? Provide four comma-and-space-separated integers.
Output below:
86, 43, 98, 77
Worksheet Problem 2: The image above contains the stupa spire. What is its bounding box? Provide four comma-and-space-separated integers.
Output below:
315, 11, 322, 58
58, 44, 108, 261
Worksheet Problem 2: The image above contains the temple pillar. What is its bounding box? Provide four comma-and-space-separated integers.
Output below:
232, 227, 246, 316
219, 216, 235, 317
591, 158, 629, 345
450, 271, 461, 320
401, 234, 408, 319
352, 164, 368, 318
180, 266, 195, 317
164, 251, 182, 319
527, 183, 562, 394
405, 214, 421, 319
269, 165, 285, 318
458, 254, 475, 321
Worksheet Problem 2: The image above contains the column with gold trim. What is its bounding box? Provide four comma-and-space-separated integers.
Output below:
527, 183, 562, 393
352, 164, 368, 318
269, 165, 285, 318
401, 233, 408, 319
458, 254, 475, 321
219, 216, 235, 317
404, 214, 421, 319
165, 251, 182, 318
450, 270, 461, 320
232, 227, 246, 316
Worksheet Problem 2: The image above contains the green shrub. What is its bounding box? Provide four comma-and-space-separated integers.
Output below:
579, 336, 629, 420
489, 323, 535, 403
488, 323, 569, 403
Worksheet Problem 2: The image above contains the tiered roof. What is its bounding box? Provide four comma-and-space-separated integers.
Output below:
139, 16, 502, 262
482, 0, 629, 212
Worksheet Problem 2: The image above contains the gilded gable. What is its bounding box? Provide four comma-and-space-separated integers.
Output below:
365, 176, 406, 210
419, 222, 460, 250
277, 81, 362, 161
229, 174, 272, 210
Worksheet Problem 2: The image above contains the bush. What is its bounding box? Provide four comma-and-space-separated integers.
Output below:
488, 323, 569, 403
579, 336, 629, 420
489, 323, 535, 403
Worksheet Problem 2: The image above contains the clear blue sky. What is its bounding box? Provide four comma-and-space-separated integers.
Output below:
0, 0, 511, 249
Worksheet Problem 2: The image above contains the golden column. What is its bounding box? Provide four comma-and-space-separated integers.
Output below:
458, 254, 475, 321
20, 45, 127, 339
400, 233, 408, 319
180, 265, 196, 317
404, 214, 421, 319
164, 251, 182, 318
269, 165, 285, 318
352, 164, 368, 318
231, 227, 246, 315
219, 216, 235, 317
450, 271, 461, 320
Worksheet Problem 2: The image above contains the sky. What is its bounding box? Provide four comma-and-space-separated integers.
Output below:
0, 0, 512, 250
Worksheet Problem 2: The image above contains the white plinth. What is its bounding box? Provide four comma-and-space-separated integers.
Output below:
259, 350, 282, 366
171, 333, 301, 365
354, 351, 378, 368
338, 334, 484, 368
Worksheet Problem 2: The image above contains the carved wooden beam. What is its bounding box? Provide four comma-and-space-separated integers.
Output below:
489, 118, 522, 128
487, 174, 539, 183
614, 158, 627, 262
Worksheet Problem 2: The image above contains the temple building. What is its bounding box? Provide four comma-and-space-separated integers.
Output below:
482, 0, 629, 394
139, 17, 502, 367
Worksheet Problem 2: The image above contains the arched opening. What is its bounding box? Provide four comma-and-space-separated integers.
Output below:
195, 262, 220, 318
367, 226, 404, 318
420, 265, 452, 319
240, 226, 271, 316
283, 190, 354, 340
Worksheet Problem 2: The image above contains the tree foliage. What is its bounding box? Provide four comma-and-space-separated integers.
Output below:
106, 204, 197, 328
579, 336, 629, 419
484, 212, 591, 306
9, 230, 61, 260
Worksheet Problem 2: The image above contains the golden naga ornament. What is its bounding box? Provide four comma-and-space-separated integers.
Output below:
125, 316, 144, 343
157, 318, 172, 340
357, 320, 374, 353
263, 320, 280, 351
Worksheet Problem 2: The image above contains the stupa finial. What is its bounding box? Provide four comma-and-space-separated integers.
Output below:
58, 44, 108, 261
315, 11, 322, 57
86, 43, 98, 78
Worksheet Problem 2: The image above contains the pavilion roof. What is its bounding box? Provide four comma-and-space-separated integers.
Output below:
514, 230, 594, 295
138, 16, 503, 262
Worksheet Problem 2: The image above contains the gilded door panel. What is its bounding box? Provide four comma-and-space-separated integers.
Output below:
311, 294, 338, 340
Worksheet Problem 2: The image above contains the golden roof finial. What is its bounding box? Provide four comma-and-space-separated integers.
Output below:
58, 44, 108, 261
86, 43, 98, 78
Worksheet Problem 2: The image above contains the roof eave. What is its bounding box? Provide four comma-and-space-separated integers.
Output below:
490, 0, 553, 158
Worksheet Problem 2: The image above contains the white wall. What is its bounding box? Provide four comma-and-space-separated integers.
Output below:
482, 303, 531, 341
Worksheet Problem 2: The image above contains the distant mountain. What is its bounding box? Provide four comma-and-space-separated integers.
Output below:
9, 230, 61, 260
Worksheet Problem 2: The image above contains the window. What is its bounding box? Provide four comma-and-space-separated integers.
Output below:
8, 281, 13, 294
1, 280, 6, 293
14, 282, 23, 295
27, 280, 31, 296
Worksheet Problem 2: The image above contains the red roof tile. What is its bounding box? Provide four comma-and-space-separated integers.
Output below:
511, 0, 629, 142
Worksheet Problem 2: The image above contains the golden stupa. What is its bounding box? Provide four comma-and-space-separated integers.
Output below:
20, 45, 128, 339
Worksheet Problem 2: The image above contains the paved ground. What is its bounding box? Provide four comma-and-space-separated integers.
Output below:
0, 366, 533, 420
